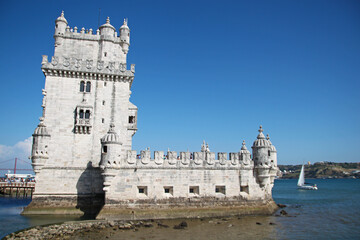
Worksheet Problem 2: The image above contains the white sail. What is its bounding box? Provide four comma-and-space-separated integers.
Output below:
297, 165, 305, 186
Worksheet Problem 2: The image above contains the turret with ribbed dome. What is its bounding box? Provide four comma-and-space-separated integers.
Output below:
119, 19, 130, 54
101, 123, 122, 145
100, 124, 122, 193
252, 125, 272, 188
31, 117, 51, 174
266, 134, 278, 184
55, 11, 68, 36
99, 17, 116, 37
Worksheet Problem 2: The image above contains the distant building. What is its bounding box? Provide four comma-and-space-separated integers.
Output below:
24, 12, 279, 219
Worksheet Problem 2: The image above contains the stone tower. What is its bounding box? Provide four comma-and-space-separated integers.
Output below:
26, 13, 279, 219
26, 12, 137, 215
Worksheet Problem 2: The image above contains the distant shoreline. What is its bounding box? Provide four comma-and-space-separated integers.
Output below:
278, 162, 360, 179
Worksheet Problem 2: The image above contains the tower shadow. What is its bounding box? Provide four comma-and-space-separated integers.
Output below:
76, 161, 105, 219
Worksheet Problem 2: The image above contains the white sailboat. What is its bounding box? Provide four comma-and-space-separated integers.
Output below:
297, 165, 318, 190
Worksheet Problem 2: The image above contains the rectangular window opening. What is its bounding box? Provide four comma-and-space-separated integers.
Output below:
129, 116, 135, 124
138, 186, 147, 195
215, 185, 226, 195
189, 186, 199, 195
240, 185, 249, 194
164, 186, 173, 195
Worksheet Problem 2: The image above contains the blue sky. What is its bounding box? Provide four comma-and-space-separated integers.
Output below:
0, 0, 359, 174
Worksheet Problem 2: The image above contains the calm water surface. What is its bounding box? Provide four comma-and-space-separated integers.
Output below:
1, 179, 359, 239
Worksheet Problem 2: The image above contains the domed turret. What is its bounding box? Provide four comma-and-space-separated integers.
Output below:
252, 126, 273, 188
266, 134, 276, 152
99, 17, 116, 37
101, 123, 121, 144
266, 134, 277, 168
253, 125, 270, 147
55, 11, 68, 35
100, 124, 122, 192
119, 19, 130, 54
31, 118, 51, 173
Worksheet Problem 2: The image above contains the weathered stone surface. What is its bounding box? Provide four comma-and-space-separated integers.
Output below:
27, 12, 279, 220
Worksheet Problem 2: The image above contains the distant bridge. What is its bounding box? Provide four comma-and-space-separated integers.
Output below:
0, 158, 33, 173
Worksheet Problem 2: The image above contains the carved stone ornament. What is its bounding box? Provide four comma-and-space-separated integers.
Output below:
75, 59, 81, 68
120, 63, 126, 72
97, 61, 104, 70
63, 57, 70, 67
51, 56, 58, 66
86, 60, 93, 69
108, 62, 115, 71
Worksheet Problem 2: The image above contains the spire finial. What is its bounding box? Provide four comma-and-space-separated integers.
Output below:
61, 11, 64, 17
259, 125, 263, 133
241, 140, 248, 151
109, 123, 115, 132
266, 134, 270, 140
106, 17, 110, 24
123, 18, 128, 25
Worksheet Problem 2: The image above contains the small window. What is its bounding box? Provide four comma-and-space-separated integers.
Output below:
102, 118, 105, 123
79, 110, 84, 119
129, 116, 135, 124
80, 81, 85, 92
240, 185, 249, 194
104, 82, 107, 87
86, 81, 91, 92
103, 146, 107, 153
138, 186, 147, 195
189, 186, 199, 195
164, 186, 173, 195
104, 52, 107, 57
215, 185, 226, 195
102, 101, 105, 106
85, 110, 90, 119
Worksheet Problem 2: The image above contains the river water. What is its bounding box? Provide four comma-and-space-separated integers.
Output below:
1, 178, 359, 239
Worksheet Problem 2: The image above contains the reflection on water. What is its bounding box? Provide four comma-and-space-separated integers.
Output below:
0, 197, 80, 238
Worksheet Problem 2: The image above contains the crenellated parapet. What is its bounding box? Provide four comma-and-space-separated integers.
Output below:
104, 149, 254, 170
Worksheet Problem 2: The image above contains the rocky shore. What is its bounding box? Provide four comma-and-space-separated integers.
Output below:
4, 205, 289, 240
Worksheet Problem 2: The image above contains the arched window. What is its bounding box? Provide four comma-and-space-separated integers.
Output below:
79, 110, 84, 119
85, 110, 90, 119
86, 81, 91, 92
80, 81, 85, 92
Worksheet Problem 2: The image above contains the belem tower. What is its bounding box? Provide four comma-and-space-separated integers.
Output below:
24, 12, 279, 219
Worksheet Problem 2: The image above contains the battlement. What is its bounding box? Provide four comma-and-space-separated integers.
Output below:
101, 149, 255, 170
56, 26, 123, 43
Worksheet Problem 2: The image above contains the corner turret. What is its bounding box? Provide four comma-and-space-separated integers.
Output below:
119, 19, 130, 54
99, 17, 116, 37
31, 117, 51, 174
55, 11, 68, 36
266, 134, 278, 183
100, 124, 122, 192
252, 126, 271, 187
